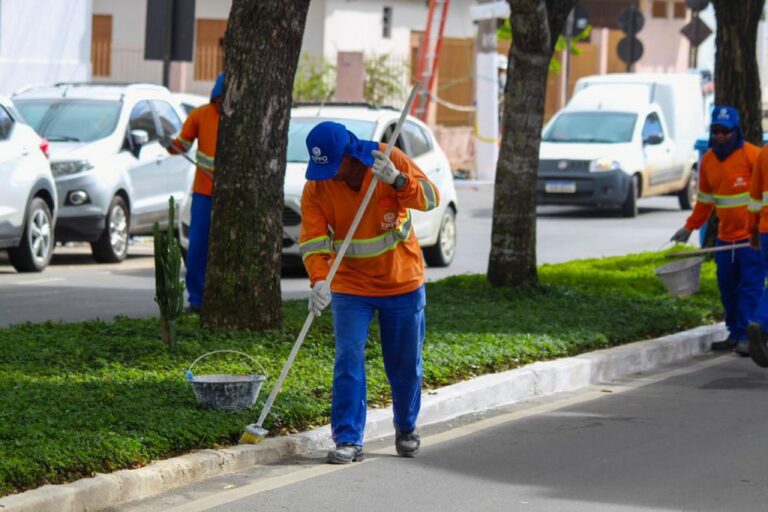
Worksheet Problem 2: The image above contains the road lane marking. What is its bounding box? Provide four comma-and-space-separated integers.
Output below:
160, 355, 731, 512
14, 277, 65, 285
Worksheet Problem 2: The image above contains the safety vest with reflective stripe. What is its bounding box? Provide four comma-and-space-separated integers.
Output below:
685, 143, 759, 242
300, 143, 440, 297
172, 103, 219, 197
749, 144, 768, 233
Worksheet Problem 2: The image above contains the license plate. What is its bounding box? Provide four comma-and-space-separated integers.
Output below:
545, 181, 576, 193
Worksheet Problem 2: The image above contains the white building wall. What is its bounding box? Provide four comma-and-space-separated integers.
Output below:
635, 2, 690, 73
0, 0, 91, 95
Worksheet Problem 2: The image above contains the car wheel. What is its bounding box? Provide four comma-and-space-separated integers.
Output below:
8, 197, 54, 272
91, 195, 129, 263
678, 169, 697, 210
423, 207, 456, 267
621, 175, 639, 218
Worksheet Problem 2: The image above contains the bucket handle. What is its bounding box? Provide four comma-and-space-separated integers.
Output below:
186, 350, 267, 381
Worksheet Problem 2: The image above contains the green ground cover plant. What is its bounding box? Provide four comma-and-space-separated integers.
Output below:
0, 252, 720, 497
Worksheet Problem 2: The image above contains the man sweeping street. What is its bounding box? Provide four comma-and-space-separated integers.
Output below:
165, 73, 223, 314
299, 121, 440, 464
746, 125, 768, 368
671, 106, 763, 355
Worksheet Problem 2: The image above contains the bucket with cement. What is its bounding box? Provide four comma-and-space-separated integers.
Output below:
186, 350, 267, 411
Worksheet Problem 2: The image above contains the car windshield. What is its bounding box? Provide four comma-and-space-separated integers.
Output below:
542, 112, 637, 144
15, 99, 121, 142
286, 118, 377, 163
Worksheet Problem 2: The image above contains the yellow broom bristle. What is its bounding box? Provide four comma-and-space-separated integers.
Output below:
239, 430, 265, 444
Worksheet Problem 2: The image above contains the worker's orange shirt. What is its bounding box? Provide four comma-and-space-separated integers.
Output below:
299, 144, 440, 297
749, 144, 768, 233
172, 103, 219, 197
684, 143, 759, 242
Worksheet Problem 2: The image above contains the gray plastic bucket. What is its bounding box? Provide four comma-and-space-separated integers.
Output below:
186, 350, 267, 411
655, 257, 704, 298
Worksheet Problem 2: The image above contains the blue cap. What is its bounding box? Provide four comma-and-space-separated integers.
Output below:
711, 105, 739, 130
305, 121, 350, 181
210, 73, 224, 101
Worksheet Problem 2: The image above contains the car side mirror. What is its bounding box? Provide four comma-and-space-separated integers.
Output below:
644, 134, 663, 145
131, 129, 149, 147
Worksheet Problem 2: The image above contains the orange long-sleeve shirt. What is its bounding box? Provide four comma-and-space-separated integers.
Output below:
172, 103, 219, 197
684, 143, 760, 242
299, 144, 440, 297
749, 144, 768, 233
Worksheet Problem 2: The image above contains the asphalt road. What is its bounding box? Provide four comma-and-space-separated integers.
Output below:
111, 354, 768, 512
0, 183, 692, 327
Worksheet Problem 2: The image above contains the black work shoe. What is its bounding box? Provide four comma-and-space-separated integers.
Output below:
711, 338, 738, 351
395, 428, 420, 457
326, 444, 364, 464
735, 340, 750, 357
748, 322, 768, 368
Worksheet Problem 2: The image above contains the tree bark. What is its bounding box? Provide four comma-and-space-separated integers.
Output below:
202, 0, 310, 331
702, 0, 764, 248
487, 0, 575, 287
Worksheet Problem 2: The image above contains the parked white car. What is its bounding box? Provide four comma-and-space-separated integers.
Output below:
13, 83, 195, 263
179, 104, 459, 267
0, 95, 57, 272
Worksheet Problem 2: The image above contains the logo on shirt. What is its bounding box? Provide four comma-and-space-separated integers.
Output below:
734, 176, 746, 188
381, 212, 398, 231
311, 146, 329, 164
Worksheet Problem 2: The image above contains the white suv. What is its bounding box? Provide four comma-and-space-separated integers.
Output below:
178, 104, 459, 268
0, 96, 57, 272
13, 83, 194, 263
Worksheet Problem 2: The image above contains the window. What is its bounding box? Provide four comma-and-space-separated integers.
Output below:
92, 14, 112, 77
129, 101, 159, 141
381, 122, 408, 153
195, 19, 227, 81
543, 112, 637, 144
642, 113, 664, 142
402, 122, 432, 157
382, 6, 392, 39
151, 101, 183, 136
14, 100, 121, 142
651, 0, 668, 18
673, 2, 687, 18
0, 107, 13, 140
286, 118, 376, 163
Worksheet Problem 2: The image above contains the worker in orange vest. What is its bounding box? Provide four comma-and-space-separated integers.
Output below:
166, 73, 222, 313
299, 121, 440, 464
746, 122, 768, 367
671, 106, 763, 354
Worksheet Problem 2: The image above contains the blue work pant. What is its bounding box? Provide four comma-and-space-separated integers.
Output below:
330, 285, 426, 447
714, 238, 764, 341
186, 193, 211, 308
750, 234, 768, 328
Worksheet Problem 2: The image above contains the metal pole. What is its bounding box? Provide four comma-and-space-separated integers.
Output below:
564, 8, 574, 102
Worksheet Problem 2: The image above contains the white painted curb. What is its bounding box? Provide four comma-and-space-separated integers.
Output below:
0, 323, 726, 512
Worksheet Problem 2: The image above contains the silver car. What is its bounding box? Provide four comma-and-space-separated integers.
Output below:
0, 95, 57, 272
13, 83, 194, 263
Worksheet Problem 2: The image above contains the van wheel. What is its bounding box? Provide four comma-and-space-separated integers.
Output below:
91, 196, 129, 263
8, 197, 54, 272
621, 175, 639, 218
678, 171, 697, 210
423, 207, 456, 267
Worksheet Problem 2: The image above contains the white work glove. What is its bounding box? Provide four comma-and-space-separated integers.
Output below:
308, 280, 332, 316
371, 149, 401, 185
670, 227, 692, 244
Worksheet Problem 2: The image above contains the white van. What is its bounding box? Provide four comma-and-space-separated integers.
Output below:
537, 73, 707, 217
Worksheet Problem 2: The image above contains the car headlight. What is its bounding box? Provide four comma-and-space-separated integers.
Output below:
589, 158, 621, 173
50, 160, 94, 177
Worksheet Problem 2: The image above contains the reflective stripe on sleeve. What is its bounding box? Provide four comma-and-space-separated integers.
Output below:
196, 150, 215, 171
299, 235, 332, 261
177, 136, 193, 151
418, 179, 438, 211
696, 192, 714, 204
748, 198, 763, 213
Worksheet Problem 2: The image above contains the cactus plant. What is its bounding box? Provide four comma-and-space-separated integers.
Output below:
153, 197, 185, 346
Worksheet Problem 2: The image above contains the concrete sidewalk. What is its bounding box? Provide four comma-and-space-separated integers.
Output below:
0, 323, 726, 512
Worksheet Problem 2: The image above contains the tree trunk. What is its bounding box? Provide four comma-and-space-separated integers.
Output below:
202, 0, 310, 331
487, 0, 575, 287
703, 0, 764, 248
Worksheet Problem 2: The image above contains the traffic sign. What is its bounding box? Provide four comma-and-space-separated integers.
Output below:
617, 36, 644, 65
571, 5, 589, 35
680, 15, 713, 47
618, 6, 644, 34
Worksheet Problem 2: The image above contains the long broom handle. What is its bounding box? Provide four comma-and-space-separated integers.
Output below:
254, 82, 422, 428
665, 242, 751, 258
